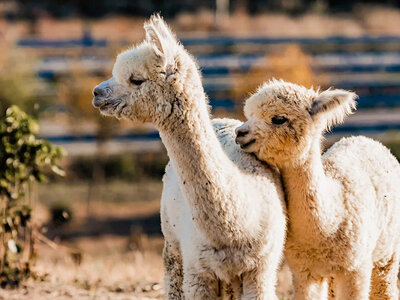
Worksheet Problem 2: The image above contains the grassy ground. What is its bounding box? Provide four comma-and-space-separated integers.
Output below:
2, 173, 400, 299
0, 180, 294, 299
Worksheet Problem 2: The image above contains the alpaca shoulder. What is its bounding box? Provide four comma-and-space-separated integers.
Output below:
322, 136, 400, 213
212, 118, 279, 178
323, 136, 399, 174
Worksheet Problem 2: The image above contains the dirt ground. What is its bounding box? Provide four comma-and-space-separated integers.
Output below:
2, 181, 400, 299
0, 181, 294, 299
0, 236, 292, 300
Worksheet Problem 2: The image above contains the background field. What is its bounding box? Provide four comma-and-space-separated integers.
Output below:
1, 181, 295, 299
1, 0, 400, 299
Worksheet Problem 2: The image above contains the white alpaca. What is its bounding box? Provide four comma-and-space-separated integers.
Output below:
92, 16, 286, 299
236, 79, 400, 300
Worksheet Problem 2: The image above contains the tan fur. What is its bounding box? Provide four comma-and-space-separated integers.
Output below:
236, 79, 400, 300
92, 16, 286, 299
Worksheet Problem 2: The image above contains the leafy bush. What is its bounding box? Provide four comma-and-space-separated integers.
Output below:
0, 105, 65, 288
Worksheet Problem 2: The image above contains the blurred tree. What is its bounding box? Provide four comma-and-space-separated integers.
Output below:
0, 106, 65, 288
0, 42, 40, 117
233, 44, 323, 105
57, 61, 120, 147
57, 60, 120, 216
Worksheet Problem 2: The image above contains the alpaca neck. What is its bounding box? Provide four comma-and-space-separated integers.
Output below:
158, 76, 253, 247
280, 141, 344, 241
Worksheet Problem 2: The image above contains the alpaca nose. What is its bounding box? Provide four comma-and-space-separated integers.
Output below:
93, 86, 105, 97
235, 126, 249, 138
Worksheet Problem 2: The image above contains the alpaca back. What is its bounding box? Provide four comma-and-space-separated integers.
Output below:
212, 118, 284, 210
213, 118, 280, 177
323, 135, 400, 262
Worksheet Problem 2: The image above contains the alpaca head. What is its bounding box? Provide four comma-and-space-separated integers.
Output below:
235, 79, 357, 167
92, 15, 201, 127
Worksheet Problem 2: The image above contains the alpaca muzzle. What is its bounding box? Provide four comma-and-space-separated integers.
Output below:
92, 78, 116, 108
235, 124, 257, 150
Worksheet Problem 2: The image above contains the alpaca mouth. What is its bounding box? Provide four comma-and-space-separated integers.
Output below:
240, 139, 256, 149
99, 99, 127, 119
93, 98, 122, 111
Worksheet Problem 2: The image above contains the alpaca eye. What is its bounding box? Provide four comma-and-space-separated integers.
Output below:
271, 116, 288, 125
130, 77, 145, 86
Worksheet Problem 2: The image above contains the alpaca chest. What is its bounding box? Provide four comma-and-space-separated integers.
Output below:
285, 229, 366, 275
285, 238, 342, 277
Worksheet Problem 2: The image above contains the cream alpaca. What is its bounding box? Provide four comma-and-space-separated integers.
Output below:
92, 16, 286, 299
236, 79, 400, 300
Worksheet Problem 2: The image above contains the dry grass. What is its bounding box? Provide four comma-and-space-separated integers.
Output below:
3, 181, 400, 299
33, 236, 164, 297
1, 237, 293, 299
0, 181, 294, 299
0, 181, 165, 299
0, 235, 293, 299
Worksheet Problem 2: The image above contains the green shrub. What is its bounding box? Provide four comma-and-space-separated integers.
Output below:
0, 105, 65, 288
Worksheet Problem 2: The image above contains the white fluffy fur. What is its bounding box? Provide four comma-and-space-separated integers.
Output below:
236, 79, 400, 299
92, 16, 286, 299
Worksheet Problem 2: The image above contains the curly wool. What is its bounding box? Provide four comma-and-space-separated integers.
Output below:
239, 80, 400, 299
93, 15, 287, 299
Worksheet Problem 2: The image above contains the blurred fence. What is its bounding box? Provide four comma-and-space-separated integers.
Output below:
18, 33, 400, 149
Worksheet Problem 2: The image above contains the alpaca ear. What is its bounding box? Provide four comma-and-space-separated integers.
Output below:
310, 89, 357, 128
144, 14, 177, 75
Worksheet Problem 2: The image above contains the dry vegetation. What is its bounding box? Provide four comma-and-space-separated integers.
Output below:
1, 5, 400, 299
233, 44, 327, 102
1, 181, 166, 299
0, 181, 294, 299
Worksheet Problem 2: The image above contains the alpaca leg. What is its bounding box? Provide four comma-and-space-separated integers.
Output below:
370, 253, 400, 300
163, 240, 184, 299
334, 266, 372, 300
241, 269, 279, 300
229, 276, 242, 299
221, 280, 238, 299
292, 271, 328, 300
182, 267, 219, 299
